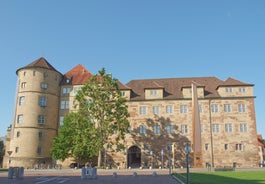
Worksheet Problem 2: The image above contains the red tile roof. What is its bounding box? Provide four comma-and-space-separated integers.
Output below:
61, 64, 93, 85
16, 57, 61, 74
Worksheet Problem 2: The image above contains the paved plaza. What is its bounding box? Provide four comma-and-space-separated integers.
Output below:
0, 168, 181, 184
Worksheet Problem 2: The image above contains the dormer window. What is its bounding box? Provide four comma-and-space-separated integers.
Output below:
150, 90, 157, 96
225, 87, 232, 93
66, 79, 70, 83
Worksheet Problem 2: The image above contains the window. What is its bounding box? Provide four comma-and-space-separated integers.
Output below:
16, 131, 20, 137
33, 71, 36, 76
144, 144, 149, 150
73, 87, 81, 96
200, 124, 204, 133
205, 144, 209, 151
17, 115, 23, 124
121, 91, 126, 96
225, 123, 233, 133
128, 127, 133, 134
181, 124, 188, 134
225, 87, 233, 93
15, 147, 19, 153
236, 144, 243, 151
21, 82, 26, 89
38, 115, 45, 125
212, 124, 220, 133
59, 116, 64, 126
60, 100, 69, 109
139, 106, 147, 115
150, 89, 157, 96
240, 123, 247, 132
166, 105, 173, 114
166, 125, 174, 134
239, 87, 246, 93
199, 104, 203, 113
23, 71, 26, 76
37, 147, 42, 154
39, 97, 47, 107
41, 83, 48, 90
180, 105, 188, 113
224, 104, 231, 112
211, 104, 218, 113
153, 125, 160, 134
238, 104, 246, 112
62, 87, 71, 94
19, 96, 25, 106
153, 106, 160, 115
43, 72, 48, 78
139, 125, 146, 134
167, 144, 172, 152
38, 131, 43, 139
224, 144, 228, 151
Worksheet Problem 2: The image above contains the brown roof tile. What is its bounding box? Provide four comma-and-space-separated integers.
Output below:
219, 77, 253, 87
126, 76, 253, 100
61, 64, 93, 85
16, 57, 61, 74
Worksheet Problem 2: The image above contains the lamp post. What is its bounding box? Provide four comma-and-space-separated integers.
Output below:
184, 143, 191, 184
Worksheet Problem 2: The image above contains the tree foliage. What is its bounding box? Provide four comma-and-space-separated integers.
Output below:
51, 68, 130, 166
0, 140, 4, 164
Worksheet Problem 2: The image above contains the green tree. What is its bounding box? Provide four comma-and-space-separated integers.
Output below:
51, 68, 130, 167
0, 140, 4, 167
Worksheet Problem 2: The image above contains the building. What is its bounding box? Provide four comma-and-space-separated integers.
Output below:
3, 57, 260, 169
257, 134, 265, 167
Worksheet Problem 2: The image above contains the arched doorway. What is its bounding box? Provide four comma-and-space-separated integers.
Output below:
127, 146, 141, 168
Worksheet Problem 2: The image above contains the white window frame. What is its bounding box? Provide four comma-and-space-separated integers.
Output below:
39, 97, 47, 107
153, 106, 160, 115
166, 125, 174, 134
17, 114, 23, 124
225, 123, 233, 133
181, 124, 188, 134
240, 123, 247, 132
238, 104, 246, 112
139, 106, 147, 115
180, 105, 188, 113
139, 125, 146, 134
166, 105, 173, 114
19, 96, 25, 106
224, 104, 231, 112
211, 104, 218, 113
153, 125, 160, 134
212, 124, 220, 133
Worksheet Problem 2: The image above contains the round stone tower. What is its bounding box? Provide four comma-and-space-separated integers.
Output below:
9, 57, 62, 168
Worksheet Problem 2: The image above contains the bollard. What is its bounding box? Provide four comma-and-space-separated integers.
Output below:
8, 167, 13, 179
81, 166, 97, 179
113, 172, 117, 178
92, 167, 97, 179
81, 167, 87, 179
18, 167, 24, 179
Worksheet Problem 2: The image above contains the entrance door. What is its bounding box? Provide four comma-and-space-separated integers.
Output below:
127, 146, 141, 168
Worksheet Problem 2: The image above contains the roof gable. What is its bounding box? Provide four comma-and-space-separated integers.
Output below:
61, 64, 93, 85
16, 57, 61, 74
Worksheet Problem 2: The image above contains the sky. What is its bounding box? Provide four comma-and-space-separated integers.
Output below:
0, 0, 265, 138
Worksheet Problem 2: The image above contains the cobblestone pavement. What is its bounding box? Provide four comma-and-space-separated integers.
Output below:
0, 168, 180, 184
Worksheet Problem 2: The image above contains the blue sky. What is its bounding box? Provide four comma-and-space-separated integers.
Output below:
0, 0, 265, 137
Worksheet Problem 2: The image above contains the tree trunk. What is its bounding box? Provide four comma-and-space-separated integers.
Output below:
97, 150, 102, 167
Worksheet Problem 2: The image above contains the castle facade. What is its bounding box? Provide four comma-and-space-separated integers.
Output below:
3, 57, 260, 169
